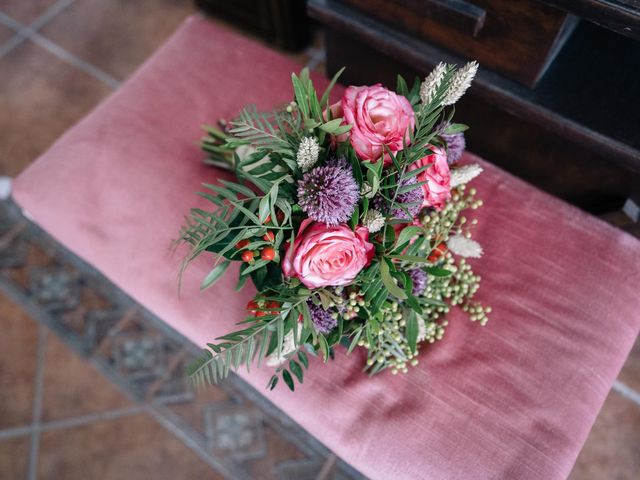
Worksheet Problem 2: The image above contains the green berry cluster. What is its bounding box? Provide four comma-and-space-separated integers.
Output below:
421, 185, 482, 243
359, 301, 420, 375
331, 287, 365, 320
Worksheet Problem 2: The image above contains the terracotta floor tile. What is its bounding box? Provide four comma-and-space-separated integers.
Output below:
39, 0, 196, 81
37, 413, 224, 479
0, 41, 111, 176
618, 335, 640, 393
41, 333, 131, 422
0, 0, 57, 25
0, 291, 38, 430
0, 436, 30, 479
569, 391, 640, 479
0, 24, 16, 45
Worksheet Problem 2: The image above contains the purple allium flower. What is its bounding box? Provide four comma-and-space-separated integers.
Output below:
408, 268, 428, 296
297, 158, 359, 226
308, 301, 338, 334
437, 122, 466, 165
373, 177, 424, 220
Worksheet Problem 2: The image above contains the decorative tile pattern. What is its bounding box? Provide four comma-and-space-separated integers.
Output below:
205, 402, 267, 462
29, 267, 81, 312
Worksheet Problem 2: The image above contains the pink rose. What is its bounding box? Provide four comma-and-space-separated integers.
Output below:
282, 219, 375, 288
408, 146, 451, 211
341, 84, 415, 164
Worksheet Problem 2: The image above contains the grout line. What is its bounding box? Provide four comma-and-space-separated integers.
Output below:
27, 327, 47, 480
0, 406, 145, 441
612, 380, 640, 407
0, 12, 23, 31
29, 0, 76, 31
29, 32, 121, 89
0, 31, 27, 57
0, 1, 119, 91
40, 405, 146, 432
0, 425, 33, 442
0, 0, 75, 57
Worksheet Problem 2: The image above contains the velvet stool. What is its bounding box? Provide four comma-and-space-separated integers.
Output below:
11, 15, 640, 480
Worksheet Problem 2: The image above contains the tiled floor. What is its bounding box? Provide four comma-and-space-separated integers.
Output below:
0, 1, 638, 479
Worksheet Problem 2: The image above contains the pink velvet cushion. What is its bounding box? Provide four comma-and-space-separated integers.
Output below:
12, 15, 640, 480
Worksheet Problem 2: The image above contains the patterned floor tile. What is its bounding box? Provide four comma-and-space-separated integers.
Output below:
38, 0, 196, 81
569, 390, 640, 479
0, 291, 38, 430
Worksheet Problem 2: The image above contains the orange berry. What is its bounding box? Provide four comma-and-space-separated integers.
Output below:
241, 250, 254, 262
235, 239, 250, 249
263, 231, 275, 242
246, 300, 259, 312
264, 214, 271, 224
266, 300, 280, 315
427, 242, 448, 262
255, 310, 266, 317
261, 247, 276, 261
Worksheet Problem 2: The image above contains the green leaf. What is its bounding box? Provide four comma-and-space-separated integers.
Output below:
426, 267, 453, 277
406, 311, 419, 354
298, 351, 309, 369
396, 226, 422, 248
282, 369, 295, 391
318, 335, 330, 361
320, 66, 345, 108
258, 195, 271, 223
388, 254, 428, 263
289, 360, 304, 383
319, 118, 344, 133
444, 123, 469, 134
200, 260, 231, 290
267, 374, 279, 390
396, 74, 409, 97
350, 203, 360, 230
380, 260, 408, 299
347, 328, 363, 355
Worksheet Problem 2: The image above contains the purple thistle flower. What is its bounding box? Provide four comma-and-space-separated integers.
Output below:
297, 158, 359, 226
373, 177, 424, 220
437, 122, 466, 165
308, 302, 338, 334
408, 268, 428, 296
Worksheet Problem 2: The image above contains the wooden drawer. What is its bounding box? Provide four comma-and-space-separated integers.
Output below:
195, 0, 310, 51
334, 0, 578, 87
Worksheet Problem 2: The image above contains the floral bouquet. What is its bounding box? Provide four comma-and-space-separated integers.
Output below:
180, 63, 490, 391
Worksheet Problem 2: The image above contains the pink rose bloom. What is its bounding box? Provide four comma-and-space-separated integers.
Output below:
408, 146, 451, 210
341, 84, 415, 164
282, 219, 375, 288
